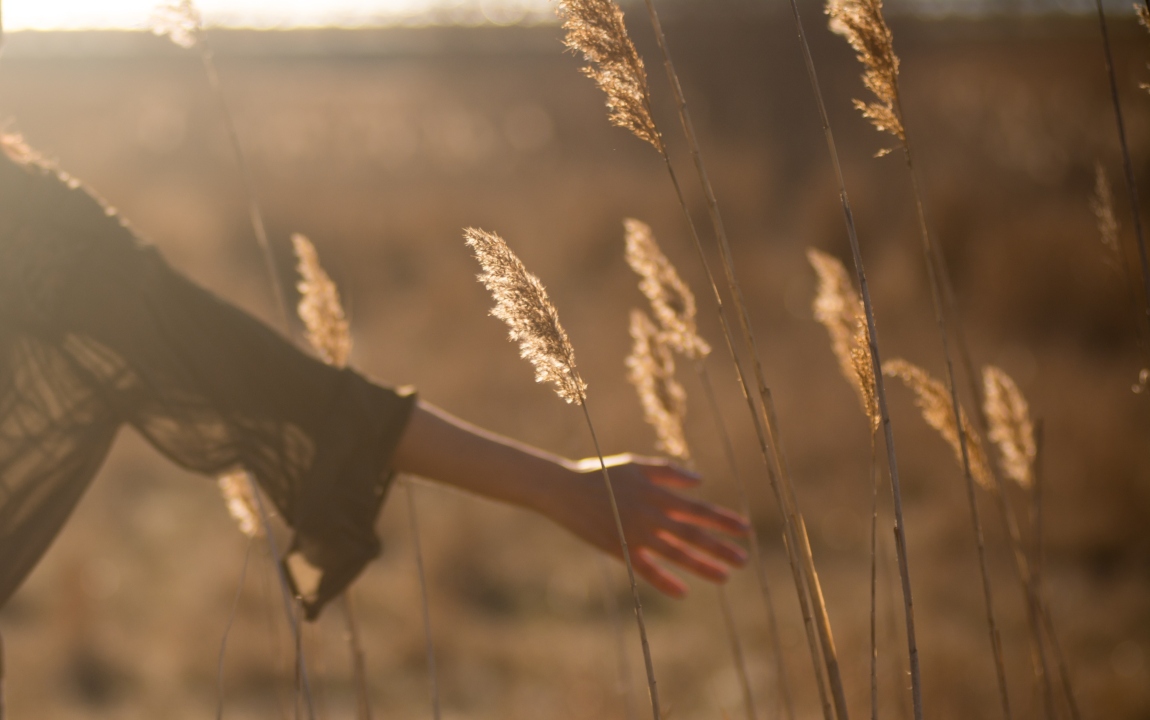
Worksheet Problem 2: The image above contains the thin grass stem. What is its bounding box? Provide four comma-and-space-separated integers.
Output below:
782, 3, 925, 715
717, 584, 758, 720
339, 593, 373, 720
637, 6, 850, 715
868, 436, 878, 720
405, 481, 441, 720
1094, 0, 1150, 343
578, 397, 662, 720
217, 539, 254, 720
696, 363, 796, 720
596, 556, 639, 720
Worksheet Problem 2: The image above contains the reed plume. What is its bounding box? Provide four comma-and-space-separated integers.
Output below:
557, 0, 663, 152
150, 0, 201, 49
217, 471, 264, 539
293, 234, 352, 369
1138, 4, 1150, 93
626, 309, 690, 463
884, 359, 993, 489
826, 0, 904, 153
465, 228, 587, 404
467, 227, 661, 720
1092, 162, 1122, 266
982, 367, 1036, 490
808, 249, 879, 431
624, 219, 711, 361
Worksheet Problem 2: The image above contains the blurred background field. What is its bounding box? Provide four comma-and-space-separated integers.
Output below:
0, 3, 1148, 719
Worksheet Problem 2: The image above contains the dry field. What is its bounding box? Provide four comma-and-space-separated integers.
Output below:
0, 5, 1147, 719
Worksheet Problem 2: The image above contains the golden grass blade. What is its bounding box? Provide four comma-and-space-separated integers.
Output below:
826, 0, 904, 152
556, 0, 663, 152
465, 228, 587, 404
884, 359, 993, 490
293, 233, 352, 369
808, 248, 879, 431
982, 367, 1036, 490
626, 309, 690, 463
149, 0, 201, 48
625, 219, 711, 361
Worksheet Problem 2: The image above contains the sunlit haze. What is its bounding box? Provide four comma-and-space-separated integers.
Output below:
3, 0, 556, 30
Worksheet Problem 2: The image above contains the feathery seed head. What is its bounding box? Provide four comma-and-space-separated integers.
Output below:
218, 471, 264, 538
1140, 3, 1150, 28
826, 0, 905, 150
150, 0, 202, 49
557, 0, 664, 152
627, 309, 690, 462
1092, 162, 1123, 268
293, 234, 352, 369
982, 366, 1036, 489
466, 228, 587, 405
625, 219, 711, 360
808, 249, 878, 431
884, 358, 993, 489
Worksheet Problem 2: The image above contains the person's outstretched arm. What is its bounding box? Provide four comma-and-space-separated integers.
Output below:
392, 400, 749, 598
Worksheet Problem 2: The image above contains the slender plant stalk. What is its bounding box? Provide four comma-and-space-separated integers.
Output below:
596, 556, 639, 720
339, 593, 373, 720
580, 398, 662, 720
216, 540, 254, 720
868, 437, 879, 720
405, 482, 441, 720
696, 363, 796, 720
636, 6, 851, 717
717, 585, 759, 720
1095, 0, 1150, 343
0, 628, 5, 720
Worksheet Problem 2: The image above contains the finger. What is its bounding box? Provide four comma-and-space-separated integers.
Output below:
651, 532, 730, 583
631, 547, 688, 598
663, 522, 748, 568
641, 461, 701, 489
665, 496, 750, 537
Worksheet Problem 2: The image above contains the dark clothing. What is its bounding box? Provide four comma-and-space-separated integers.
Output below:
0, 138, 414, 619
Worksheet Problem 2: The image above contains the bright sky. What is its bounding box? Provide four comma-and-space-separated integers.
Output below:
3, 0, 557, 30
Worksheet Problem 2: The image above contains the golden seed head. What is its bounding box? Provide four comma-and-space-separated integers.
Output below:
826, 0, 905, 149
1091, 162, 1122, 267
293, 234, 352, 369
625, 218, 711, 361
884, 358, 993, 490
982, 366, 1036, 489
626, 309, 690, 462
466, 228, 587, 405
150, 0, 202, 49
556, 0, 664, 152
808, 249, 878, 431
218, 470, 264, 538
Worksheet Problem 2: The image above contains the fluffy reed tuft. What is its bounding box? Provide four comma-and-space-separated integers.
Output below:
466, 228, 587, 404
150, 0, 201, 49
217, 471, 264, 538
884, 358, 993, 489
1092, 162, 1123, 266
557, 0, 663, 152
626, 309, 690, 462
982, 366, 1036, 489
625, 219, 711, 361
293, 233, 352, 369
808, 248, 879, 431
826, 0, 905, 153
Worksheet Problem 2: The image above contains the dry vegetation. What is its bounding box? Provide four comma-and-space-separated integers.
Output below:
0, 4, 1148, 720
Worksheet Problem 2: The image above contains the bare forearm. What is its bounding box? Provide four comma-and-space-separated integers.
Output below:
391, 399, 571, 516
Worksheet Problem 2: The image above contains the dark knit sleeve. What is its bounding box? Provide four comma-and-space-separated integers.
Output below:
0, 139, 414, 618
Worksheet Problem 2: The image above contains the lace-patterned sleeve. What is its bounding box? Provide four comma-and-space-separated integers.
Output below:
0, 138, 415, 619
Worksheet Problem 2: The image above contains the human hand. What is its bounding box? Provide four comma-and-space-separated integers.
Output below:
548, 453, 750, 598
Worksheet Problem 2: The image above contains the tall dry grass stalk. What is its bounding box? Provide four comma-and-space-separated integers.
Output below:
466, 227, 662, 720
1092, 162, 1150, 371
625, 221, 795, 720
982, 367, 1036, 490
830, 1, 1022, 716
560, 3, 850, 716
807, 249, 881, 720
1093, 0, 1150, 352
1140, 3, 1150, 94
